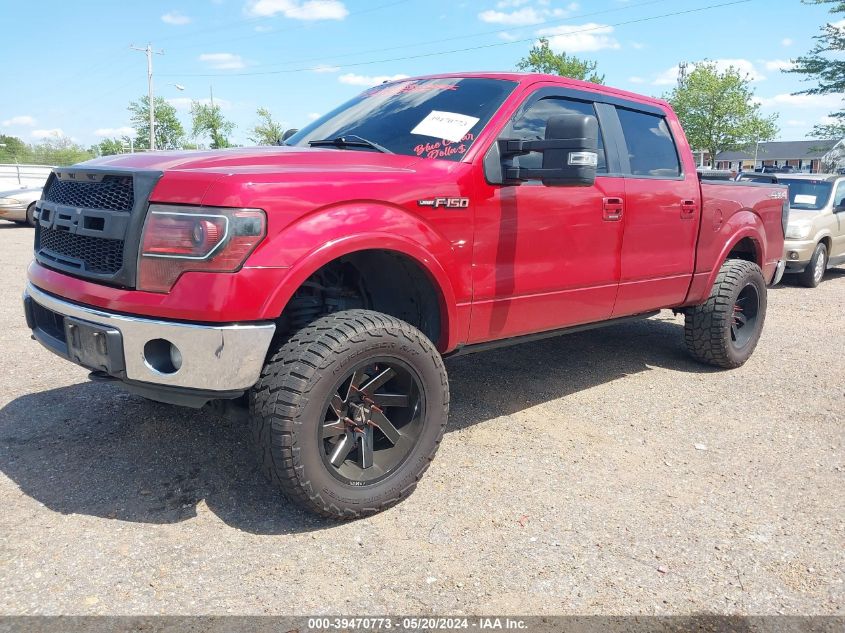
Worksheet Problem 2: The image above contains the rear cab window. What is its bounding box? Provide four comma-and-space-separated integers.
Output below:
616, 107, 682, 178
285, 77, 518, 161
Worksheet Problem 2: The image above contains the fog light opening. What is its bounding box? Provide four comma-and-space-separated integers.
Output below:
143, 338, 181, 375
789, 251, 800, 260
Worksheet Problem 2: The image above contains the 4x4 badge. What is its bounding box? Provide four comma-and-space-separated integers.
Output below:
418, 197, 470, 209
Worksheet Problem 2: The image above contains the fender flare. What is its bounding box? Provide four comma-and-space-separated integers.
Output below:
703, 223, 767, 292
259, 232, 461, 352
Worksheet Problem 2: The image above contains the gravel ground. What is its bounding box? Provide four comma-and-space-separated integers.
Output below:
0, 222, 842, 616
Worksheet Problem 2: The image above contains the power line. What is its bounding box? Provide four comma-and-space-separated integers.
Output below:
173, 0, 674, 73
161, 0, 752, 79
159, 0, 414, 49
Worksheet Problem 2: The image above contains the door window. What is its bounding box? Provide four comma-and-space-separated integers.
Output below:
616, 108, 681, 178
501, 97, 607, 173
832, 180, 845, 209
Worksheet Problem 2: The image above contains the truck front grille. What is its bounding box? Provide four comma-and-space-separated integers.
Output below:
37, 225, 125, 274
43, 175, 134, 211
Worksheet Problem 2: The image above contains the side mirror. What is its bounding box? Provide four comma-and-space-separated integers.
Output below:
835, 204, 845, 213
280, 128, 299, 143
499, 114, 599, 187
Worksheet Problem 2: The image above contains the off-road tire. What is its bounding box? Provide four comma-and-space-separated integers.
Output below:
684, 259, 767, 369
250, 310, 449, 519
798, 242, 827, 288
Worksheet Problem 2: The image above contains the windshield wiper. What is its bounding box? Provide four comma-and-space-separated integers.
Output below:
308, 134, 393, 154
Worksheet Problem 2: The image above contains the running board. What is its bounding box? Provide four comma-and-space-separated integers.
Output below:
446, 311, 660, 358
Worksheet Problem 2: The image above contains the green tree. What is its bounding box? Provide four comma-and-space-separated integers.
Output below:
249, 107, 284, 145
191, 101, 235, 149
96, 138, 128, 156
665, 61, 778, 166
517, 37, 605, 84
787, 0, 845, 138
128, 96, 185, 150
30, 136, 93, 166
0, 134, 28, 162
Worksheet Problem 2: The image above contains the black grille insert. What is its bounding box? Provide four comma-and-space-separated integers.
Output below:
38, 226, 124, 274
44, 175, 134, 211
31, 302, 66, 343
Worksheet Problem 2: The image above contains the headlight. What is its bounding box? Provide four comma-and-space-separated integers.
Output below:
785, 223, 813, 240
137, 204, 266, 293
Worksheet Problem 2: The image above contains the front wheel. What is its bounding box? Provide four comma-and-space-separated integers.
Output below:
250, 310, 449, 519
684, 259, 767, 369
798, 242, 827, 288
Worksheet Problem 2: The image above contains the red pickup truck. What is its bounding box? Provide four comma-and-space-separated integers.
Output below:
24, 73, 787, 518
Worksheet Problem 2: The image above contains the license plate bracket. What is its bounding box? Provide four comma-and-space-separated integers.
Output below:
64, 317, 126, 376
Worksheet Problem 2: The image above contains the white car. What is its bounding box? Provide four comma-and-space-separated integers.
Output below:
0, 186, 43, 226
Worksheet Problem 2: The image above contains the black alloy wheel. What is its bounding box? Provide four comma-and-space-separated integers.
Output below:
319, 359, 424, 485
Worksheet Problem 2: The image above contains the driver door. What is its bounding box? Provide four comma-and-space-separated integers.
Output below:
469, 90, 625, 343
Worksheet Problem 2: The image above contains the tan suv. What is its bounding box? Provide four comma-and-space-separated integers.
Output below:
779, 174, 845, 287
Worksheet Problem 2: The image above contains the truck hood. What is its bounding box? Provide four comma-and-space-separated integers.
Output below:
787, 210, 824, 225
80, 146, 424, 175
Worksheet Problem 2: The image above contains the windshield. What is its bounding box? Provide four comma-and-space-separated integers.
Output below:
286, 77, 518, 161
778, 178, 833, 211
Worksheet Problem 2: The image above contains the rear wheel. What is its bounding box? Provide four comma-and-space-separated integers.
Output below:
684, 259, 767, 369
798, 242, 827, 288
250, 310, 449, 519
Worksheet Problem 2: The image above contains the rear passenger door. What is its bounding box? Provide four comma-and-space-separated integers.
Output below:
610, 107, 702, 317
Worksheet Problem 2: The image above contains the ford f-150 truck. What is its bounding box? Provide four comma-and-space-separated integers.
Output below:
23, 73, 787, 519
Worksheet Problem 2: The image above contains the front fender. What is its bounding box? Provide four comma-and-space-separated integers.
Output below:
250, 202, 464, 351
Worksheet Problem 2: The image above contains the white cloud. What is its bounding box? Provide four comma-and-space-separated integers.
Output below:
166, 97, 233, 111
94, 126, 135, 138
498, 31, 519, 42
756, 93, 844, 109
307, 112, 321, 121
763, 59, 796, 72
652, 59, 765, 86
312, 64, 340, 73
478, 1, 577, 26
628, 76, 645, 84
161, 11, 191, 25
198, 52, 246, 69
254, 24, 273, 32
2, 115, 36, 127
537, 23, 620, 53
630, 41, 645, 50
246, 0, 348, 20
782, 37, 793, 47
338, 73, 409, 86
784, 119, 807, 127
31, 128, 65, 140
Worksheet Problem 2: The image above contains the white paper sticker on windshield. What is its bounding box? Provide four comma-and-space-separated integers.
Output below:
794, 194, 817, 204
411, 110, 480, 143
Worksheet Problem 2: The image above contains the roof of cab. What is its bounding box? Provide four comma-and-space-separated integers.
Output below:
387, 71, 672, 111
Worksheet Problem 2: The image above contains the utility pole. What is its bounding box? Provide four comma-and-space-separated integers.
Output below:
130, 43, 164, 150
677, 62, 689, 87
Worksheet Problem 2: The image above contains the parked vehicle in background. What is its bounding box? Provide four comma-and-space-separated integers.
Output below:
0, 186, 42, 226
22, 73, 787, 519
779, 174, 845, 287
737, 172, 779, 184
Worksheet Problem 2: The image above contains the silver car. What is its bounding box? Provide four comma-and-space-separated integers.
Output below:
780, 174, 845, 287
0, 186, 43, 226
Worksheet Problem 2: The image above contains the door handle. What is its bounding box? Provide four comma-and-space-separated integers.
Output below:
681, 199, 697, 219
603, 197, 623, 221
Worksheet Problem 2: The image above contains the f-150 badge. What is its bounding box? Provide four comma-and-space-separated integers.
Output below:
418, 197, 470, 209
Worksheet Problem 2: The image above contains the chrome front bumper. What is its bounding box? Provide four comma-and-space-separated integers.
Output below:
24, 283, 275, 395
